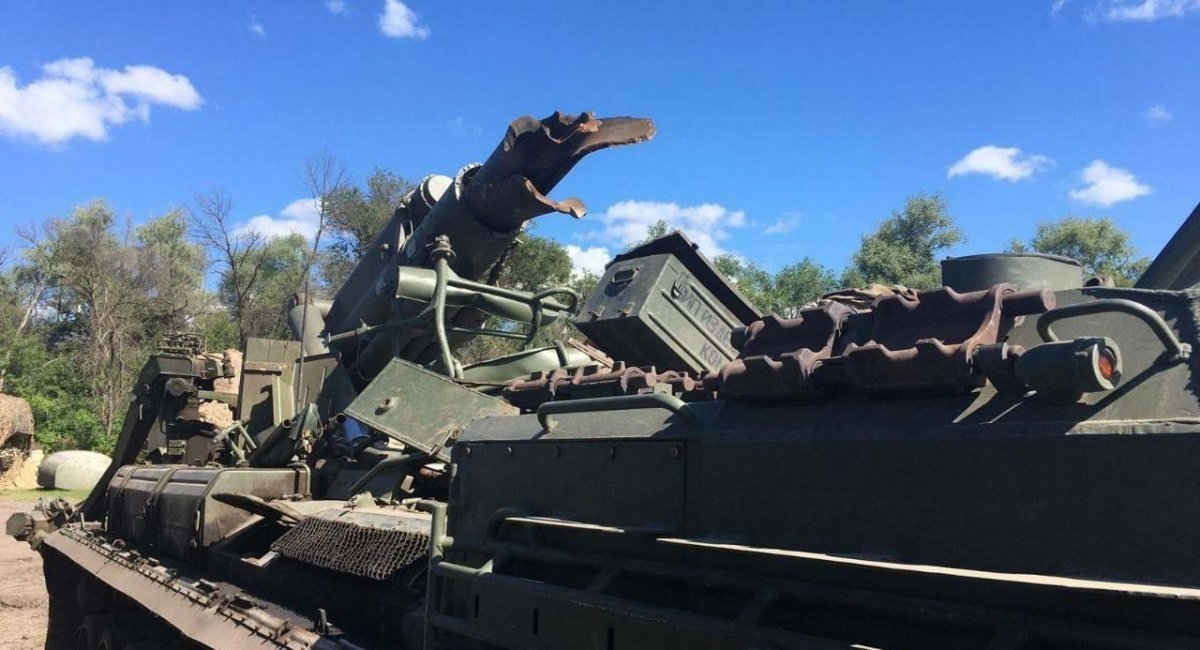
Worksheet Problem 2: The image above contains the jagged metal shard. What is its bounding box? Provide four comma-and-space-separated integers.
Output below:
406, 111, 656, 269
466, 112, 657, 227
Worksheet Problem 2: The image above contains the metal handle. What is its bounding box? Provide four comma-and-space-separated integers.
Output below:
537, 393, 693, 431
1037, 298, 1192, 362
523, 286, 581, 349
611, 267, 639, 284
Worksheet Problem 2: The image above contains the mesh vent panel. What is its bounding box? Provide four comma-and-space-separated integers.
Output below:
272, 514, 430, 581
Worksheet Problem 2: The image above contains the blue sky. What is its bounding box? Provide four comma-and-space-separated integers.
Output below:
0, 1, 1196, 277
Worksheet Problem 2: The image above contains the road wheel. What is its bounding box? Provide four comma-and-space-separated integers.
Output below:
77, 614, 113, 650
97, 625, 131, 650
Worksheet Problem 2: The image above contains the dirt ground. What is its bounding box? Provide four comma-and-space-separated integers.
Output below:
0, 450, 44, 490
0, 498, 48, 650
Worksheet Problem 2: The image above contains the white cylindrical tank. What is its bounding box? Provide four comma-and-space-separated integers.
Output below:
37, 450, 112, 491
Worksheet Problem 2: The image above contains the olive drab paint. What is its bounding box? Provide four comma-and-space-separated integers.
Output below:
576, 231, 760, 374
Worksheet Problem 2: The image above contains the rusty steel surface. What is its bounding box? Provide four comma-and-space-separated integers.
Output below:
504, 361, 704, 411
469, 112, 656, 225
716, 303, 853, 401
271, 507, 431, 581
842, 284, 1053, 394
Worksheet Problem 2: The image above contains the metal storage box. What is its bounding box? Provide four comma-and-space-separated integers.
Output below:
105, 464, 310, 561
574, 232, 761, 374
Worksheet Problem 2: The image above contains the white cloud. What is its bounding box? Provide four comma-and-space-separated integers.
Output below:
236, 198, 322, 239
588, 200, 747, 259
248, 18, 266, 37
763, 214, 800, 235
948, 145, 1052, 182
0, 57, 202, 146
281, 197, 321, 220
325, 0, 348, 14
1051, 0, 1068, 15
447, 116, 481, 137
564, 245, 611, 278
1144, 104, 1174, 123
1099, 0, 1200, 21
1068, 160, 1151, 206
379, 0, 429, 39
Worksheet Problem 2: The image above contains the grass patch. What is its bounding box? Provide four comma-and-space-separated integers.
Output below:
0, 488, 90, 502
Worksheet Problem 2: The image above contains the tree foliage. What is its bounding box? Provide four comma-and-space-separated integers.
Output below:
190, 190, 269, 345
493, 234, 573, 292
714, 255, 837, 317
322, 169, 413, 289
456, 229, 588, 364
773, 260, 840, 313
640, 219, 671, 245
4, 335, 107, 452
846, 194, 963, 289
0, 202, 206, 450
1009, 216, 1149, 287
218, 233, 309, 340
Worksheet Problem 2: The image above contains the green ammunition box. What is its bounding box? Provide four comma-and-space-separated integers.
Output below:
574, 232, 761, 374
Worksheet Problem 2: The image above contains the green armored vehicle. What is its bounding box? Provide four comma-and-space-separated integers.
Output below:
10, 111, 1200, 649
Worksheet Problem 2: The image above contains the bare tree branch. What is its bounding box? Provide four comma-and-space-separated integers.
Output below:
190, 189, 269, 344
300, 149, 347, 291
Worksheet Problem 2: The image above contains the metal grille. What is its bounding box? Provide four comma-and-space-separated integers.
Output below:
271, 514, 430, 581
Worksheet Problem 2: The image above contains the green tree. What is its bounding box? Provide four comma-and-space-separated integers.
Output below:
0, 230, 102, 451
322, 169, 414, 289
1009, 216, 1149, 287
3, 334, 106, 452
191, 191, 315, 344
0, 250, 25, 394
0, 229, 63, 394
492, 234, 573, 292
639, 219, 671, 246
135, 210, 206, 332
195, 309, 240, 353
714, 255, 775, 311
715, 255, 837, 317
220, 233, 309, 339
457, 230, 583, 364
773, 259, 839, 315
3, 202, 207, 447
846, 194, 963, 289
50, 201, 150, 437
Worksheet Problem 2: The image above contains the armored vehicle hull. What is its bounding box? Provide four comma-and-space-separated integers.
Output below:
11, 113, 1200, 650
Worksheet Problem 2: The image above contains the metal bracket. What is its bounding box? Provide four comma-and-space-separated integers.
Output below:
1037, 298, 1192, 362
536, 392, 693, 431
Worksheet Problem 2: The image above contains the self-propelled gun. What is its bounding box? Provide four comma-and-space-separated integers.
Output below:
11, 111, 1200, 650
